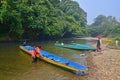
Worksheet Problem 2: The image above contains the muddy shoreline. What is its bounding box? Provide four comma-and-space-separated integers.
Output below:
86, 38, 120, 80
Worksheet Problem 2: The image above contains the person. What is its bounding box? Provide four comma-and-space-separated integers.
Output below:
31, 46, 44, 63
115, 40, 119, 47
96, 36, 102, 52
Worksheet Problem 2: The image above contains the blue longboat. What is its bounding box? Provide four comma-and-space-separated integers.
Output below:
19, 45, 88, 74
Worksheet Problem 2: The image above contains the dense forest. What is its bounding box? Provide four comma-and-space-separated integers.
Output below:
0, 0, 87, 40
0, 0, 120, 41
88, 15, 120, 41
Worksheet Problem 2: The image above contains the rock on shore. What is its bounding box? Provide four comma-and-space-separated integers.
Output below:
87, 43, 120, 80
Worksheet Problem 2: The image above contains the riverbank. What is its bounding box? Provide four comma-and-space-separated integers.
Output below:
86, 38, 120, 80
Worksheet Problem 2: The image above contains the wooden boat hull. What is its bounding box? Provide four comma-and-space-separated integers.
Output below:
19, 46, 88, 74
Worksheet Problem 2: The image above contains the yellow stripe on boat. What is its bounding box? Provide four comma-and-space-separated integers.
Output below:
19, 46, 87, 72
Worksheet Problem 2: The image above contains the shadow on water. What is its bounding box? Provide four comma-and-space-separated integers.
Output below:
0, 38, 90, 80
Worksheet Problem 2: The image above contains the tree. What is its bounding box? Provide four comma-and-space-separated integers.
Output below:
88, 15, 120, 37
0, 0, 87, 40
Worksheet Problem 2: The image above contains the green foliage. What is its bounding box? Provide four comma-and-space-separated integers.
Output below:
88, 15, 120, 37
114, 35, 120, 41
0, 0, 87, 40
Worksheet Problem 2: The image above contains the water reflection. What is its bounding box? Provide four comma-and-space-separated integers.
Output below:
0, 39, 90, 80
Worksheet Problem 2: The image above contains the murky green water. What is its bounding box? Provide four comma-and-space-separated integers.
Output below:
0, 38, 91, 80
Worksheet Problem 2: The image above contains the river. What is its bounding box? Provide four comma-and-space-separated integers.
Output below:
0, 38, 93, 80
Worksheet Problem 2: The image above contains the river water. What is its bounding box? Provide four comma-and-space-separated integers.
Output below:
0, 38, 93, 80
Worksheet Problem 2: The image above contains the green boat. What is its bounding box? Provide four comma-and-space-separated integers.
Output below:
55, 43, 96, 50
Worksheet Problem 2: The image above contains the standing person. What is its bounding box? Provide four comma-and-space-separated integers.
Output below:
96, 36, 102, 52
31, 46, 43, 63
115, 40, 119, 47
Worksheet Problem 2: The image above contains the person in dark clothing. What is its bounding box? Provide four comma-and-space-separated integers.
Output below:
96, 36, 102, 52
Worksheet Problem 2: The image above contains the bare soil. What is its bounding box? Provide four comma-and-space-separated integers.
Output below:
86, 38, 120, 80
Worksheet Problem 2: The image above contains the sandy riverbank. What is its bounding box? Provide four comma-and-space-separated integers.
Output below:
86, 38, 120, 80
